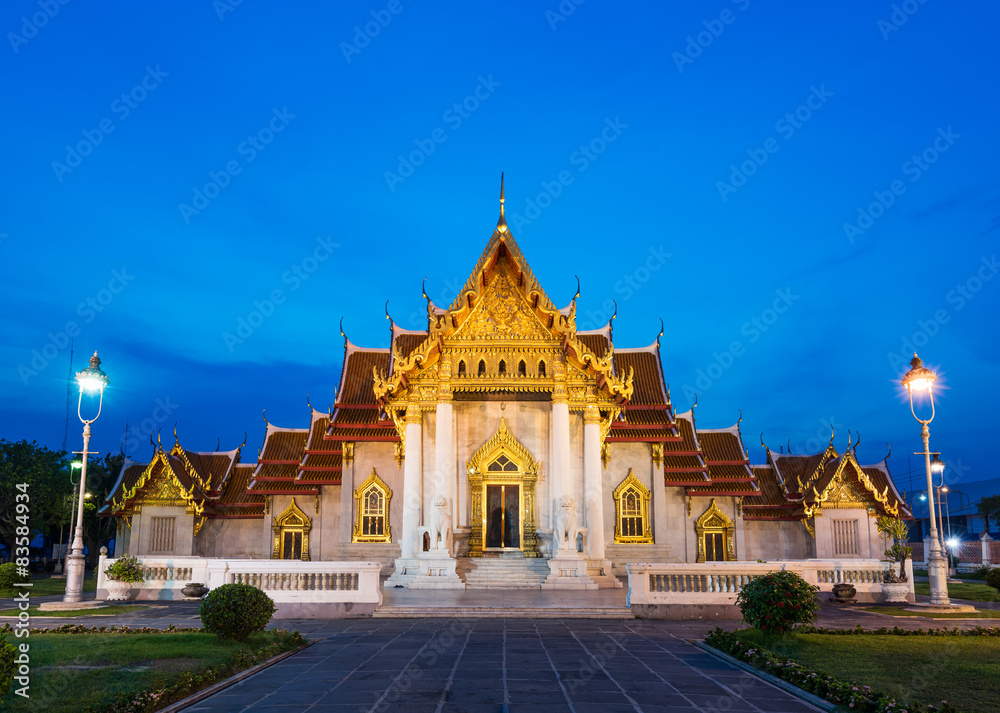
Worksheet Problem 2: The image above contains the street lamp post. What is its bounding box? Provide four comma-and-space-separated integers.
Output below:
930, 454, 946, 554
63, 352, 110, 603
59, 462, 82, 574
901, 353, 949, 606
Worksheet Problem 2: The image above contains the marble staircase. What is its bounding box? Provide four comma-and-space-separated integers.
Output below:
457, 555, 550, 589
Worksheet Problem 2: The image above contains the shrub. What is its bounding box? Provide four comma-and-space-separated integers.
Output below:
0, 562, 18, 590
735, 571, 819, 634
199, 583, 276, 641
104, 554, 145, 583
986, 568, 1000, 593
0, 635, 15, 696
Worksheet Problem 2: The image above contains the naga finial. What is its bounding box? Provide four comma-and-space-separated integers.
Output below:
573, 275, 581, 302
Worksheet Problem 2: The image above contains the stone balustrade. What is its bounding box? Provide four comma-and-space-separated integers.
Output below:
96, 555, 382, 618
627, 559, 913, 618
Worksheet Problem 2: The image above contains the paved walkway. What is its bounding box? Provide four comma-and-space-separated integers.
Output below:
187, 618, 823, 713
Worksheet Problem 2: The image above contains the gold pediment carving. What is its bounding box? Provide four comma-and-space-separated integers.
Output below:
452, 267, 550, 342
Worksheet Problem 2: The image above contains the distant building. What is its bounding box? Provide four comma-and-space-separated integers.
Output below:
100, 183, 912, 588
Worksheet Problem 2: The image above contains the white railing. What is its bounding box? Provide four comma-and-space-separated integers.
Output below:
96, 553, 382, 607
627, 559, 913, 607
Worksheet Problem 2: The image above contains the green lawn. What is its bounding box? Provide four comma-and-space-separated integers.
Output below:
734, 630, 1000, 713
0, 605, 146, 617
914, 582, 1000, 602
1, 573, 97, 598
862, 606, 1000, 619
914, 568, 996, 582
0, 631, 303, 713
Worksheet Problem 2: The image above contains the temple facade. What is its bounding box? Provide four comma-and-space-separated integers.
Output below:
102, 184, 911, 589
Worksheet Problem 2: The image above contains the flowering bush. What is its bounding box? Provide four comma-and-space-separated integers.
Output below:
705, 628, 960, 713
105, 555, 145, 583
735, 570, 819, 634
199, 583, 276, 641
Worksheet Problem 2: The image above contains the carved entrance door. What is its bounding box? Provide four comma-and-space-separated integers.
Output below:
485, 483, 521, 549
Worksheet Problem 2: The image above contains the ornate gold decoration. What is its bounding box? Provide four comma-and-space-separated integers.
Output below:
452, 268, 548, 341
271, 498, 312, 560
600, 408, 620, 469
736, 496, 743, 518
193, 516, 206, 537
465, 419, 541, 557
371, 234, 634, 414
651, 443, 664, 470
342, 442, 354, 467
804, 454, 899, 518
803, 517, 816, 538
353, 469, 392, 543
695, 499, 737, 563
612, 469, 653, 544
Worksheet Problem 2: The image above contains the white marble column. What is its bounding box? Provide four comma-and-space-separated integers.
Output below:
583, 405, 605, 560
400, 404, 423, 559
434, 400, 455, 526
651, 454, 668, 545
551, 400, 571, 511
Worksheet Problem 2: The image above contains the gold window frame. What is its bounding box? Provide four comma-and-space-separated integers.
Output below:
353, 469, 392, 543
271, 497, 312, 561
612, 469, 653, 544
695, 498, 737, 562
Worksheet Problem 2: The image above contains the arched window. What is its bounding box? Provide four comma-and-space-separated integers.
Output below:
538, 360, 546, 378
498, 359, 507, 376
695, 499, 736, 562
478, 359, 486, 377
613, 470, 653, 543
271, 498, 312, 560
457, 360, 466, 377
353, 469, 392, 543
518, 360, 526, 377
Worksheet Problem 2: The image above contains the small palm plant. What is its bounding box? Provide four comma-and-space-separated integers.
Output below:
876, 515, 911, 583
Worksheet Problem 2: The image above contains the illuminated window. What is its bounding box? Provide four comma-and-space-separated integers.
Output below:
353, 469, 392, 543
695, 499, 736, 562
612, 470, 652, 543
270, 498, 312, 561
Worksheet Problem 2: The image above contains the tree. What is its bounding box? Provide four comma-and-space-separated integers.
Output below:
978, 494, 1000, 533
0, 440, 73, 558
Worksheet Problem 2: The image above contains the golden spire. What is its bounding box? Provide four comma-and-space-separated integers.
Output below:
495, 172, 508, 236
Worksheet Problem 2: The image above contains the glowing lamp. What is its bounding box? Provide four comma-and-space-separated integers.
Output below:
919, 494, 927, 501
76, 352, 110, 394
901, 353, 936, 393
930, 454, 945, 475
946, 538, 959, 548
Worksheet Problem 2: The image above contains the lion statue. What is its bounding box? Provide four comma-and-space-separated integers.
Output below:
553, 495, 577, 552
428, 495, 451, 551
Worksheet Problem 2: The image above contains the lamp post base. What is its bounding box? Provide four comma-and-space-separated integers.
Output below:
905, 603, 978, 614
926, 551, 951, 607
63, 553, 86, 603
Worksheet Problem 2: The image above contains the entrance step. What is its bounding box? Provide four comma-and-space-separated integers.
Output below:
457, 557, 550, 589
373, 606, 633, 619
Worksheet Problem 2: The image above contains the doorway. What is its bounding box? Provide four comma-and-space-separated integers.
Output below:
485, 483, 521, 550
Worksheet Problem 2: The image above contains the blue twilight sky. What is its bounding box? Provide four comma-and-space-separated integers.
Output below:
2, 1, 998, 509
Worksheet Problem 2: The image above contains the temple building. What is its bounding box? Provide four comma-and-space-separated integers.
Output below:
101, 182, 911, 589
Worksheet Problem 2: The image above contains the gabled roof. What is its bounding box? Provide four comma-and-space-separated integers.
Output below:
371, 182, 634, 406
